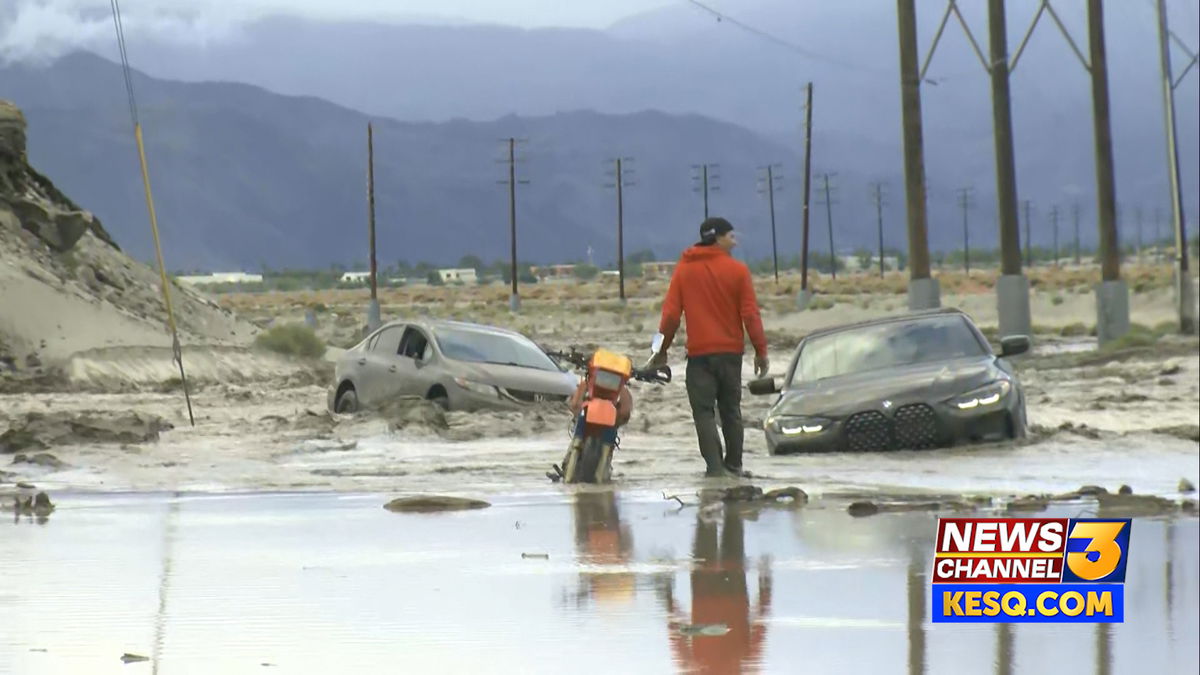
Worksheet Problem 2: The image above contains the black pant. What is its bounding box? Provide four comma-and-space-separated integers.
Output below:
685, 353, 744, 471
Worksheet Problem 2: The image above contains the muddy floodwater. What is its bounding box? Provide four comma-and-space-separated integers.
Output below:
2, 491, 1196, 674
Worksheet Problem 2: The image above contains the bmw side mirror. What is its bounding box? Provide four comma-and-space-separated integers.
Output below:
748, 377, 780, 396
1000, 335, 1031, 358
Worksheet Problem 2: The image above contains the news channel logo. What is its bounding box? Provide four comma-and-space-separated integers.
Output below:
931, 517, 1132, 623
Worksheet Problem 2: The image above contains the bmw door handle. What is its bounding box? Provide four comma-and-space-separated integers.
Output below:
357, 358, 367, 366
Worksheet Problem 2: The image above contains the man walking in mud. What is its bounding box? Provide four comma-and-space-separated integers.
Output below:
649, 217, 768, 478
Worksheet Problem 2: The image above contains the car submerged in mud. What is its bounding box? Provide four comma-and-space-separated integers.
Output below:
749, 308, 1030, 454
328, 319, 579, 413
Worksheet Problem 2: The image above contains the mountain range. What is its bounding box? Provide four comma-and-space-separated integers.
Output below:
0, 0, 1195, 270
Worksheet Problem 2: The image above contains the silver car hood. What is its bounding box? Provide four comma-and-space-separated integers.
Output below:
450, 361, 579, 395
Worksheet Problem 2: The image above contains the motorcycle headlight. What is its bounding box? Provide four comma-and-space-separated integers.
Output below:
949, 380, 1011, 410
765, 415, 831, 435
454, 377, 498, 397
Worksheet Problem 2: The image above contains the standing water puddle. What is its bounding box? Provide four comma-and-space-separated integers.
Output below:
1, 491, 1196, 674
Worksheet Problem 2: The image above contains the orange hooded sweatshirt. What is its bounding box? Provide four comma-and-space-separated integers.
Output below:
658, 246, 767, 358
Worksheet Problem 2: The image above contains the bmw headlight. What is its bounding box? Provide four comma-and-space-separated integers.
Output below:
765, 415, 831, 435
454, 377, 498, 397
949, 380, 1011, 410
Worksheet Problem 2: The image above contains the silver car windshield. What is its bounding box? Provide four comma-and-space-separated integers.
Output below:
790, 316, 986, 384
434, 327, 559, 371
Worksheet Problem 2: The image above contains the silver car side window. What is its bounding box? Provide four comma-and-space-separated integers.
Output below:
374, 327, 403, 356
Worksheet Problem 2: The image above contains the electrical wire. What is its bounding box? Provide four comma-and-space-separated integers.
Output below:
107, 0, 196, 426
682, 0, 891, 75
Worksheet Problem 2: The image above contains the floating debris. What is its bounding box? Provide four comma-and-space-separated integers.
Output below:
521, 552, 549, 560
120, 653, 150, 664
1180, 478, 1196, 494
383, 495, 491, 513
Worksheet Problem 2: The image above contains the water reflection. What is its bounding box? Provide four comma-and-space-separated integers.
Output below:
907, 539, 926, 675
568, 490, 636, 609
662, 506, 772, 675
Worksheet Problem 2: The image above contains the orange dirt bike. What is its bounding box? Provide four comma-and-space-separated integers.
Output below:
545, 346, 672, 484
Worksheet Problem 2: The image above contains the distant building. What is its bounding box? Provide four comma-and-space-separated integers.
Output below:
530, 264, 577, 281
641, 261, 676, 279
177, 272, 263, 286
437, 268, 477, 284
837, 254, 899, 272
340, 271, 371, 284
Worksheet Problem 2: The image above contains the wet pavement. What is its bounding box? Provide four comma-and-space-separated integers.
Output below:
2, 490, 1196, 674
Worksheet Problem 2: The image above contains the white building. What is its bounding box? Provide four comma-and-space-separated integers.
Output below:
340, 271, 371, 284
177, 272, 263, 286
437, 268, 478, 284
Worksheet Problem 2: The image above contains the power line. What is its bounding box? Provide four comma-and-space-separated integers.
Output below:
682, 0, 888, 74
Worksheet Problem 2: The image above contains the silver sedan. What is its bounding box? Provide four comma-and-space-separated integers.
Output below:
328, 319, 579, 413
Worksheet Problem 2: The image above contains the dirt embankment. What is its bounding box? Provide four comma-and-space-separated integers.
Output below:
0, 100, 260, 390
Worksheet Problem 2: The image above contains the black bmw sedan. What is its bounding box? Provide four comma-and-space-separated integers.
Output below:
750, 309, 1030, 454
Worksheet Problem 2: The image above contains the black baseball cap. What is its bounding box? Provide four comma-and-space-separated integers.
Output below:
697, 217, 734, 246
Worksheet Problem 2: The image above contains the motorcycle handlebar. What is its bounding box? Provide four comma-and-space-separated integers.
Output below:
547, 349, 671, 385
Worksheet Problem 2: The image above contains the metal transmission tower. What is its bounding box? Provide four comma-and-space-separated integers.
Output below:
604, 157, 636, 302
957, 187, 974, 274
691, 163, 720, 219
896, 0, 938, 310
869, 182, 889, 278
497, 137, 530, 311
1154, 0, 1197, 333
757, 164, 784, 284
817, 172, 839, 280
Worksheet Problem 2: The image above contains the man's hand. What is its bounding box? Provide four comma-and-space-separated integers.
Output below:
754, 354, 770, 378
647, 350, 668, 369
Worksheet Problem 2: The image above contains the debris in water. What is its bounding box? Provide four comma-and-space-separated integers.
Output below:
120, 653, 149, 664
1180, 478, 1196, 494
383, 495, 491, 513
521, 552, 549, 559
1117, 484, 1133, 495
1005, 495, 1050, 513
677, 623, 730, 637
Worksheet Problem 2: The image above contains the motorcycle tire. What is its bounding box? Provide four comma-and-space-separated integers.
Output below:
575, 435, 605, 484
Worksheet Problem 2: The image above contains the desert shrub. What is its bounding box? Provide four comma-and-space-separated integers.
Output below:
1058, 323, 1088, 337
254, 324, 326, 359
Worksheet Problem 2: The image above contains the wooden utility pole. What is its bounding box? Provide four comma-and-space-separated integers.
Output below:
1050, 205, 1060, 266
871, 182, 886, 278
1135, 207, 1144, 262
957, 187, 973, 274
896, 0, 935, 305
1080, 200, 1089, 264
1023, 200, 1033, 267
508, 138, 517, 302
820, 172, 838, 280
607, 157, 634, 301
800, 82, 814, 293
758, 164, 782, 284
367, 123, 377, 302
617, 158, 626, 301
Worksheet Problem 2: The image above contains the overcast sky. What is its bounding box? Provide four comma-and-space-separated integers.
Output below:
0, 0, 681, 61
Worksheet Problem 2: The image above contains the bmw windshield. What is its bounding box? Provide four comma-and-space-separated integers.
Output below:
790, 315, 987, 384
434, 327, 560, 372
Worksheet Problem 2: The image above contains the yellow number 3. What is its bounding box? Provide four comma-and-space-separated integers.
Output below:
1067, 522, 1126, 581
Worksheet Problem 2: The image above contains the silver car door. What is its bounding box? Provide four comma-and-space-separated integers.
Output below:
387, 327, 430, 399
362, 325, 405, 405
